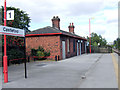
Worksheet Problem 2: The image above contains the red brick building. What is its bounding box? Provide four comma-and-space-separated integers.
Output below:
26, 16, 87, 60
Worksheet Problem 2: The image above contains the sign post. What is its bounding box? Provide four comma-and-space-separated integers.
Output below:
24, 30, 27, 78
2, 0, 27, 83
3, 0, 8, 83
1, 26, 25, 83
89, 18, 91, 54
0, 26, 25, 37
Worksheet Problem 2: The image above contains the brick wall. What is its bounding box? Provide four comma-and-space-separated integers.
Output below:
60, 35, 86, 59
26, 35, 86, 60
60, 36, 78, 59
26, 35, 61, 60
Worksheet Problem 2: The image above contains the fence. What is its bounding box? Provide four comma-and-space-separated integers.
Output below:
1, 46, 25, 66
87, 46, 112, 53
1, 55, 60, 67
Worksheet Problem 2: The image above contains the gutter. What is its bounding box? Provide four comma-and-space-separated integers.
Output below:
25, 33, 62, 36
26, 33, 87, 41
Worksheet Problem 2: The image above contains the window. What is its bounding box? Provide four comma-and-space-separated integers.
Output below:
81, 40, 83, 53
67, 38, 70, 53
73, 39, 75, 52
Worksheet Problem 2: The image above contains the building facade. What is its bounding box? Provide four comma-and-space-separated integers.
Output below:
26, 16, 87, 60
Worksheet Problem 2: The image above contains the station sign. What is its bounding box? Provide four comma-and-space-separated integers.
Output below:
7, 10, 14, 20
0, 26, 25, 37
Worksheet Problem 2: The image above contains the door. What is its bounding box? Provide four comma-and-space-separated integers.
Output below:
80, 43, 81, 55
85, 42, 86, 53
62, 41, 66, 59
77, 42, 79, 56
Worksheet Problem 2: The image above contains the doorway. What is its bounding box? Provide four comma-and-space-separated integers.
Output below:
62, 41, 66, 59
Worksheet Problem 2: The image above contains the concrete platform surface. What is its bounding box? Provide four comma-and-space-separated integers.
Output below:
1, 53, 118, 88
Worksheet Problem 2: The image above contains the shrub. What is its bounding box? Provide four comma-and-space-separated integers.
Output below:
38, 46, 44, 52
31, 49, 37, 56
7, 49, 24, 64
37, 51, 45, 59
31, 46, 50, 60
44, 51, 50, 56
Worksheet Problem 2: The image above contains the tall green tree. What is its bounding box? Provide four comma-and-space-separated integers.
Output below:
0, 8, 2, 25
87, 32, 107, 47
1, 6, 31, 47
1, 6, 31, 32
113, 38, 120, 50
1, 6, 31, 61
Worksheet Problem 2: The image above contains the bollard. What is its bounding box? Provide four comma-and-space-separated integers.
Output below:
55, 56, 57, 61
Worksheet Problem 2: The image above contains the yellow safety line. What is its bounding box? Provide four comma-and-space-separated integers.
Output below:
111, 53, 118, 87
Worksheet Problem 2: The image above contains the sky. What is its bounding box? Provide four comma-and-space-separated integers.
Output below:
0, 0, 119, 43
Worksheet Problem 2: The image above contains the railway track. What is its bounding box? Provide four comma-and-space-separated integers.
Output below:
112, 49, 120, 56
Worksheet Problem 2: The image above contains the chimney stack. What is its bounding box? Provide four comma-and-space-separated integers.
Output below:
51, 16, 60, 29
68, 22, 75, 33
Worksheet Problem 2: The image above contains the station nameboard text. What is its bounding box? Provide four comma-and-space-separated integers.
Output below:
0, 26, 25, 37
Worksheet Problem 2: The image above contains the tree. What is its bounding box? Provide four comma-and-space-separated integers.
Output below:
101, 38, 107, 46
0, 8, 2, 24
1, 6, 31, 47
113, 38, 120, 50
1, 6, 31, 62
87, 32, 107, 47
1, 6, 31, 32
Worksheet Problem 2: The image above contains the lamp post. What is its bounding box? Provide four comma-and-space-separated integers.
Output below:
3, 0, 8, 83
89, 18, 91, 54
89, 17, 94, 54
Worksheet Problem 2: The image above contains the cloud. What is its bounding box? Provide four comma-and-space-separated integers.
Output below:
3, 0, 105, 23
6, 0, 57, 23
65, 1, 103, 16
0, 0, 118, 42
107, 19, 118, 23
103, 0, 119, 9
104, 9, 118, 23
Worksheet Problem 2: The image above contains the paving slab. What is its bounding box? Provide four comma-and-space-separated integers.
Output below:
1, 53, 118, 88
78, 54, 118, 88
113, 53, 118, 63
